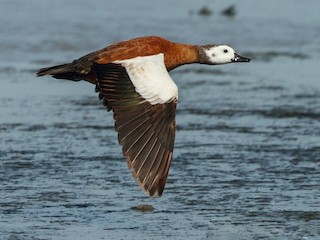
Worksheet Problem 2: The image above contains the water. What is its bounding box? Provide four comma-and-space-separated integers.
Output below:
1, 0, 320, 239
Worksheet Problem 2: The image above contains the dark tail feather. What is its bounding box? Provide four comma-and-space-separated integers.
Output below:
37, 63, 81, 81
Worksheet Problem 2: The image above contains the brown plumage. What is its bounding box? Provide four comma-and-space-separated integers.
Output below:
37, 36, 250, 197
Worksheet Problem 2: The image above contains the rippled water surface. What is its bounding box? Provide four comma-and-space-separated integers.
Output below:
1, 0, 320, 239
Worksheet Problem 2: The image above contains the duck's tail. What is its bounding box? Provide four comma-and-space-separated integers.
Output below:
37, 63, 82, 81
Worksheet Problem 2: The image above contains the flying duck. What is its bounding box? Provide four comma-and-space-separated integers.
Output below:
37, 36, 250, 197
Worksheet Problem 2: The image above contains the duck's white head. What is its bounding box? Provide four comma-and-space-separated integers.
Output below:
199, 44, 250, 65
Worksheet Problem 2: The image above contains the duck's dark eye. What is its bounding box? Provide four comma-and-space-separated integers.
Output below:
212, 53, 215, 57
224, 49, 228, 53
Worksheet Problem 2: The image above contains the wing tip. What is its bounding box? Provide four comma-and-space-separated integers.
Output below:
127, 157, 171, 198
127, 163, 161, 198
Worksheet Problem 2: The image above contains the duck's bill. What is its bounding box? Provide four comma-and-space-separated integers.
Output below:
232, 53, 251, 62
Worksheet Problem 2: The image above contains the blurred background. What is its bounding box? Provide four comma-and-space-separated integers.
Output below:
1, 0, 319, 239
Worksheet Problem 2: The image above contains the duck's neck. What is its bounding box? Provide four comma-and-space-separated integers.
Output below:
164, 43, 200, 71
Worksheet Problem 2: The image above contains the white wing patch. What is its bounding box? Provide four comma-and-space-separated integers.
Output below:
113, 53, 178, 105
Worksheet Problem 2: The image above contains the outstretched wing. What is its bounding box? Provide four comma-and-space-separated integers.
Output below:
94, 54, 178, 197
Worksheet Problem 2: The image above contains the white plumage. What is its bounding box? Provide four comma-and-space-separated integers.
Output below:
114, 54, 178, 105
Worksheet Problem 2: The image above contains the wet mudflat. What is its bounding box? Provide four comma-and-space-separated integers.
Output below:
1, 0, 319, 239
